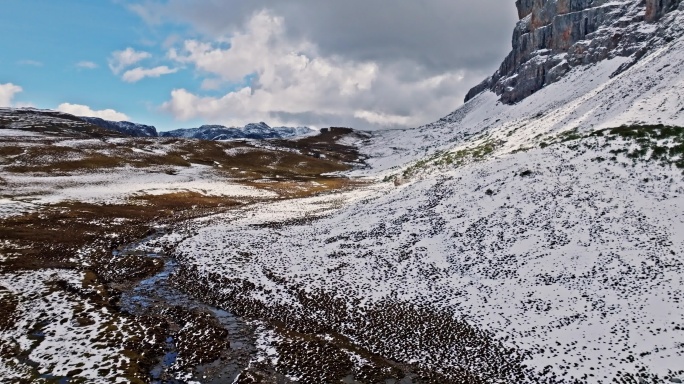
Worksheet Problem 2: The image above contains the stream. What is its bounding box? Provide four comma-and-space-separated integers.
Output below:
116, 231, 256, 384
113, 231, 422, 384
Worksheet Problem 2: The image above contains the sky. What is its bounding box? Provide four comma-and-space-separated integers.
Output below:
0, 0, 518, 131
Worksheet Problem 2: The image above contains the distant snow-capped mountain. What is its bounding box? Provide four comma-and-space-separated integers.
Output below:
80, 116, 158, 137
79, 117, 314, 140
160, 122, 314, 140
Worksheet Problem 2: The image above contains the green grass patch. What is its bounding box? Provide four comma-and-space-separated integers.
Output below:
554, 124, 684, 171
402, 139, 504, 178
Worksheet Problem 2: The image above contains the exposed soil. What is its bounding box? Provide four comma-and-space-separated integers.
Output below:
0, 126, 370, 382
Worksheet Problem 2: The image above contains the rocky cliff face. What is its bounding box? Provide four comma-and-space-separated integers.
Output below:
465, 0, 683, 104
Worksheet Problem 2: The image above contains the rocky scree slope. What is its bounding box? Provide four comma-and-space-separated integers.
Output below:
466, 0, 684, 104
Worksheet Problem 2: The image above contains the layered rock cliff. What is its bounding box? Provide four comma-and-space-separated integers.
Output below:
465, 0, 683, 104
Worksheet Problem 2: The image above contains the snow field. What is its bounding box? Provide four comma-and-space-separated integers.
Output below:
0, 270, 137, 383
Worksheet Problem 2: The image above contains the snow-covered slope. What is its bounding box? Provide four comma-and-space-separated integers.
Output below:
0, 270, 138, 382
361, 16, 684, 176
150, 3, 684, 383
173, 136, 684, 382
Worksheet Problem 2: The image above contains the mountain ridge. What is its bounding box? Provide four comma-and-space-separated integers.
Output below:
160, 122, 315, 141
80, 116, 315, 141
0, 108, 316, 141
80, 116, 158, 137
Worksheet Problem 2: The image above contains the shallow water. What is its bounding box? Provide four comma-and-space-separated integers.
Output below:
117, 231, 256, 383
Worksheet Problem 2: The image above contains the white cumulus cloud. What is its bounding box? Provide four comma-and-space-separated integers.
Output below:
0, 83, 23, 107
18, 60, 43, 67
353, 110, 410, 127
122, 66, 179, 83
57, 103, 129, 121
161, 10, 474, 129
77, 61, 98, 69
108, 48, 151, 74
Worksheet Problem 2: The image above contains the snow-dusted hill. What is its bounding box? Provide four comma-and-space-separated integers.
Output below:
142, 2, 684, 383
172, 134, 684, 382
80, 116, 158, 137
0, 108, 125, 138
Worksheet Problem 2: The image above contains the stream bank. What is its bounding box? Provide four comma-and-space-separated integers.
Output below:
115, 230, 257, 383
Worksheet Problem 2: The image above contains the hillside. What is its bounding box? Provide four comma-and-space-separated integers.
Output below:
151, 1, 684, 382
1, 0, 684, 383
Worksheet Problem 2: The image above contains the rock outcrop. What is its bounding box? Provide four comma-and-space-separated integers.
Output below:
465, 0, 683, 104
646, 0, 680, 21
